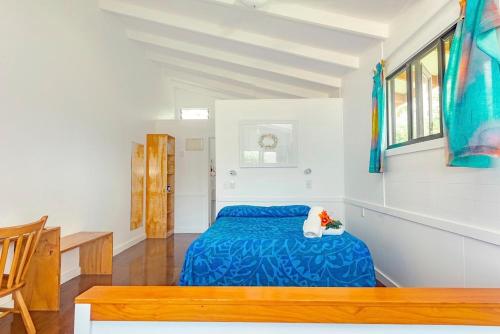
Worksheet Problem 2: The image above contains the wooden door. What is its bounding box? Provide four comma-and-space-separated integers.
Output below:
166, 136, 175, 236
146, 134, 169, 238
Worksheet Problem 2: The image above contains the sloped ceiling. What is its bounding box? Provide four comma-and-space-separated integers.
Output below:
100, 0, 414, 99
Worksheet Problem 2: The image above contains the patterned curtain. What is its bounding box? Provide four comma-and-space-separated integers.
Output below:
369, 62, 385, 173
443, 0, 500, 168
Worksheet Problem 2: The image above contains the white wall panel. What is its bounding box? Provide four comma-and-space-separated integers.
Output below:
342, 2, 500, 288
464, 238, 500, 287
84, 321, 499, 334
385, 148, 500, 233
346, 205, 465, 287
342, 44, 385, 205
215, 98, 344, 218
0, 0, 168, 280
155, 111, 215, 233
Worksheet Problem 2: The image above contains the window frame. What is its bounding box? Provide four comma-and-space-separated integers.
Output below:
386, 26, 455, 150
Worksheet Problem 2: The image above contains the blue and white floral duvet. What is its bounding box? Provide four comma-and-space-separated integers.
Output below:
179, 205, 375, 287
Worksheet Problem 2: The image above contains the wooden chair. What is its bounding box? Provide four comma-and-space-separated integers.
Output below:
0, 216, 47, 334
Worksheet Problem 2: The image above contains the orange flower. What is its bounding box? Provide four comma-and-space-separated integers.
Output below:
318, 210, 331, 227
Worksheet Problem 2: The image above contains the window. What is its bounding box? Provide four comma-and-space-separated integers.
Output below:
387, 28, 455, 148
180, 108, 209, 120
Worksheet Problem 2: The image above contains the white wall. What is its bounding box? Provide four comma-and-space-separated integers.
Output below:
0, 0, 167, 281
154, 120, 211, 234
215, 98, 344, 220
159, 78, 228, 120
155, 87, 217, 233
342, 0, 500, 287
173, 88, 216, 120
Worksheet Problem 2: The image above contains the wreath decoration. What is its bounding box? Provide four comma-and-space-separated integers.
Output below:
258, 133, 279, 150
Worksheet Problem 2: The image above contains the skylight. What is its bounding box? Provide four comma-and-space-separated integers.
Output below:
180, 108, 209, 120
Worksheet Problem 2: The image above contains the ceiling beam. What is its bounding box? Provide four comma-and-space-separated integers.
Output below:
199, 0, 389, 40
127, 30, 342, 88
167, 76, 255, 99
99, 0, 359, 69
148, 54, 329, 98
168, 79, 240, 100
163, 69, 285, 99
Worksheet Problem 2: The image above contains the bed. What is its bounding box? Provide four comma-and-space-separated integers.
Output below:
179, 205, 376, 287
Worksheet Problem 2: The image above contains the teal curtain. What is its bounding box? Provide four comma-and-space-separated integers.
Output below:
369, 62, 385, 173
443, 0, 500, 168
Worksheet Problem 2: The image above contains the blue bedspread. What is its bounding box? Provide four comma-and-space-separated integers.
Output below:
179, 205, 376, 287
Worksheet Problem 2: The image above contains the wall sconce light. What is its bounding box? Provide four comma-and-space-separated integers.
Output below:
304, 168, 312, 175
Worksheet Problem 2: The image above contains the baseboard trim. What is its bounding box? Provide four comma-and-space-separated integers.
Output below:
114, 234, 146, 256
61, 266, 81, 284
375, 266, 399, 287
174, 228, 206, 234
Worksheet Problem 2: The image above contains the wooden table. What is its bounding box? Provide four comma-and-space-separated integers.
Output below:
20, 228, 113, 311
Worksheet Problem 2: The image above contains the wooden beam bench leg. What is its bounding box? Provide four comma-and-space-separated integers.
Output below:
21, 228, 61, 311
79, 234, 113, 275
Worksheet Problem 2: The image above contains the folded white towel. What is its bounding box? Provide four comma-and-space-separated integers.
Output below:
303, 219, 322, 238
303, 206, 324, 238
322, 224, 345, 236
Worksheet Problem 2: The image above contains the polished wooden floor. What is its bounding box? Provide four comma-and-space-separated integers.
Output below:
0, 233, 384, 333
0, 234, 198, 334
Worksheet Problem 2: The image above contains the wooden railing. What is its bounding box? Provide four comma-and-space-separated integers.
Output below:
75, 286, 500, 326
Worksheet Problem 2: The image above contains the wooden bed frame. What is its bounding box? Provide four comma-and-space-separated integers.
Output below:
75, 286, 500, 326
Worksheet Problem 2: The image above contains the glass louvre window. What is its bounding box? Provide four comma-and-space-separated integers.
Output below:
180, 108, 209, 120
386, 27, 454, 148
411, 46, 441, 139
388, 70, 409, 145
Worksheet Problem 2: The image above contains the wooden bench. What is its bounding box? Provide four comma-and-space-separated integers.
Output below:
61, 232, 113, 275
21, 229, 113, 311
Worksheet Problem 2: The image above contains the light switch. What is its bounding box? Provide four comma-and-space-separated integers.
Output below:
306, 180, 312, 189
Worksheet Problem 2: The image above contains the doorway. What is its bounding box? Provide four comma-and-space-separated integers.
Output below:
208, 137, 216, 225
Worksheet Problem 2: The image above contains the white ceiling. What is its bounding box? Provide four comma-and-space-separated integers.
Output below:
100, 0, 417, 99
